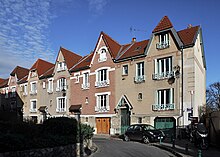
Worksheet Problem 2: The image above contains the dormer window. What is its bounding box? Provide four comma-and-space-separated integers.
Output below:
98, 47, 107, 62
156, 33, 169, 49
57, 62, 67, 72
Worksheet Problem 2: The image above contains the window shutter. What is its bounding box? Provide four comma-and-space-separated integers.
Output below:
154, 59, 158, 75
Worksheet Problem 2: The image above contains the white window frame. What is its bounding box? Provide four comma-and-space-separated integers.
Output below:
30, 99, 37, 112
57, 62, 67, 72
95, 67, 110, 88
23, 83, 28, 96
122, 65, 128, 75
156, 33, 170, 49
56, 97, 66, 112
134, 62, 145, 83
152, 88, 174, 111
10, 86, 16, 97
56, 78, 67, 92
47, 78, 53, 93
30, 81, 37, 95
153, 57, 173, 80
95, 92, 111, 112
5, 87, 9, 98
98, 46, 107, 62
82, 71, 90, 89
74, 72, 80, 83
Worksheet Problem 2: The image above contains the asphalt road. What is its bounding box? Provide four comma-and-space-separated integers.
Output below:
91, 137, 173, 157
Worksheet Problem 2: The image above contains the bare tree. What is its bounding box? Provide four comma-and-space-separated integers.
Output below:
206, 82, 220, 111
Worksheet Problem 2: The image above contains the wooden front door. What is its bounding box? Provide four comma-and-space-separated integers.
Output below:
96, 118, 110, 134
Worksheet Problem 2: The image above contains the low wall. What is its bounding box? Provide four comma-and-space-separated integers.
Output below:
0, 144, 76, 157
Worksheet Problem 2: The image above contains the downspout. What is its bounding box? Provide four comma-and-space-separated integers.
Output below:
177, 46, 184, 128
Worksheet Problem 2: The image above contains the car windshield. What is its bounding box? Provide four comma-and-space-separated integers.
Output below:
143, 125, 155, 131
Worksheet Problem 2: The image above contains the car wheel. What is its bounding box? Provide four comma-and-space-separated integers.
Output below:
143, 136, 150, 144
124, 135, 130, 142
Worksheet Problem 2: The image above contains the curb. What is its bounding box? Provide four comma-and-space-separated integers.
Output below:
152, 144, 183, 157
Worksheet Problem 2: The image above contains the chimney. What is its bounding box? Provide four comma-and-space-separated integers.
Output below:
187, 24, 193, 28
131, 37, 136, 43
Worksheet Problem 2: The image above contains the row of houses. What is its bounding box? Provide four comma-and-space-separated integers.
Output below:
0, 16, 206, 135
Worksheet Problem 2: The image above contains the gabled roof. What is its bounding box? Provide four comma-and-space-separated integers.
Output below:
101, 32, 121, 59
40, 66, 55, 79
10, 66, 29, 81
30, 59, 54, 77
17, 75, 28, 84
177, 26, 200, 47
117, 40, 149, 60
152, 16, 173, 33
60, 47, 82, 70
70, 52, 94, 72
0, 78, 5, 84
0, 78, 9, 88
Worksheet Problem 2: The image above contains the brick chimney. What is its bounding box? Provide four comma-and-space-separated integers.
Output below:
131, 37, 136, 43
187, 24, 193, 28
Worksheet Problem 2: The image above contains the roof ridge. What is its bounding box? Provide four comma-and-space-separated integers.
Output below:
101, 31, 121, 46
152, 15, 173, 33
70, 52, 93, 71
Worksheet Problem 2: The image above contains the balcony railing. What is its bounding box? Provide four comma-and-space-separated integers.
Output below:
152, 103, 175, 111
30, 90, 37, 95
152, 71, 174, 80
57, 66, 67, 72
47, 89, 53, 94
56, 86, 67, 92
98, 57, 107, 62
56, 108, 66, 112
134, 75, 146, 83
95, 80, 110, 88
81, 83, 90, 90
30, 108, 37, 113
156, 41, 170, 49
95, 106, 110, 112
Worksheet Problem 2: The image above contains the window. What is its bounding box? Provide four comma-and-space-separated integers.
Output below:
43, 82, 46, 89
95, 92, 110, 112
56, 78, 67, 92
30, 82, 37, 95
153, 57, 173, 80
56, 97, 66, 112
30, 100, 37, 112
5, 88, 9, 98
138, 93, 143, 100
95, 68, 109, 87
98, 48, 107, 62
152, 88, 174, 111
47, 79, 53, 93
122, 65, 128, 75
11, 86, 16, 97
82, 72, 90, 89
156, 33, 169, 49
74, 73, 80, 83
22, 84, 28, 96
134, 62, 145, 83
57, 62, 67, 72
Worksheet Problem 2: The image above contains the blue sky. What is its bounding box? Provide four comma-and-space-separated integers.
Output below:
0, 0, 219, 86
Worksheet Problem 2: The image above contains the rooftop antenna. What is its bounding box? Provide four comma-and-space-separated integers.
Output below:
130, 26, 147, 37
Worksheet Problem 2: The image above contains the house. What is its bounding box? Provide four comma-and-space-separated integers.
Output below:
0, 66, 29, 121
114, 16, 206, 135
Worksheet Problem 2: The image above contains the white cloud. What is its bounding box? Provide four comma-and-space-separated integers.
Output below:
87, 0, 108, 15
0, 0, 55, 78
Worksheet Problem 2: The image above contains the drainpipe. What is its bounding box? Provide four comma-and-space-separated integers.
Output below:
177, 46, 184, 132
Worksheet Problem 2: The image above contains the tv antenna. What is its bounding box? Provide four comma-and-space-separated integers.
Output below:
130, 26, 147, 37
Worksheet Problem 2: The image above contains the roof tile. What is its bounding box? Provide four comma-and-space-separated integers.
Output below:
30, 59, 54, 77
153, 16, 173, 33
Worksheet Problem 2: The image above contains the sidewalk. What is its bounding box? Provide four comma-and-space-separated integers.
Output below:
154, 138, 220, 157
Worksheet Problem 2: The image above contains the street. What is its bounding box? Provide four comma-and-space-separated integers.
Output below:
91, 137, 173, 157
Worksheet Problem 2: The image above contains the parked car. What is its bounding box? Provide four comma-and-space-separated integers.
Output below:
124, 124, 165, 144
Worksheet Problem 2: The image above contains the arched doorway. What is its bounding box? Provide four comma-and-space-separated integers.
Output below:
116, 95, 132, 134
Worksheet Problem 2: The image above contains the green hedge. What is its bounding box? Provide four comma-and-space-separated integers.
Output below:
0, 117, 78, 153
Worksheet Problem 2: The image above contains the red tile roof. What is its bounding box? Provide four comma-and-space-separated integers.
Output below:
177, 26, 200, 46
102, 32, 121, 59
0, 78, 5, 84
30, 59, 54, 77
10, 66, 29, 81
40, 66, 55, 78
60, 47, 82, 70
153, 16, 173, 33
118, 40, 149, 60
0, 78, 9, 88
70, 52, 94, 72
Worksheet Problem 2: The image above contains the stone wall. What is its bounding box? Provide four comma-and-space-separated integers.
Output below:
0, 144, 76, 157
